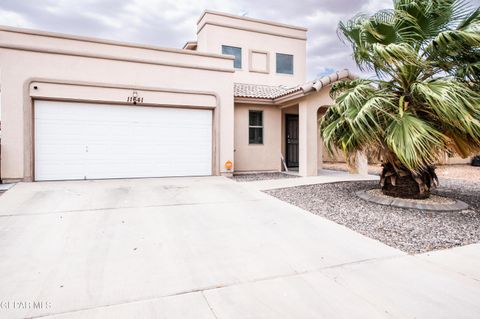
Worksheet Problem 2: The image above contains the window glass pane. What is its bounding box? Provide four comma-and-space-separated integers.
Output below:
249, 111, 263, 126
276, 53, 293, 74
249, 111, 263, 144
222, 45, 242, 69
249, 128, 263, 144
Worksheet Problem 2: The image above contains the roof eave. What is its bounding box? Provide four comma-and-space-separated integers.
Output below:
273, 90, 305, 104
233, 69, 357, 105
234, 96, 275, 105
234, 90, 304, 105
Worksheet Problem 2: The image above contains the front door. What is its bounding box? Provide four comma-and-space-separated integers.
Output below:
285, 114, 299, 168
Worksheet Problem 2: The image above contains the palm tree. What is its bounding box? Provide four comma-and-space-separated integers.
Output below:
321, 0, 480, 199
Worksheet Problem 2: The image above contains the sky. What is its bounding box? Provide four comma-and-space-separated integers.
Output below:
0, 0, 478, 80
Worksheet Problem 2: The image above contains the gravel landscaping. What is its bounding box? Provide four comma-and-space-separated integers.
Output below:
230, 172, 299, 182
265, 179, 480, 254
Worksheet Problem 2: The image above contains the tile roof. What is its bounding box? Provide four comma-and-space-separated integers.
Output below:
234, 83, 299, 99
234, 69, 354, 100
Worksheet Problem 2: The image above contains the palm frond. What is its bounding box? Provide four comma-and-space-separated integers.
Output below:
385, 113, 449, 172
411, 80, 480, 135
322, 81, 397, 159
327, 0, 480, 189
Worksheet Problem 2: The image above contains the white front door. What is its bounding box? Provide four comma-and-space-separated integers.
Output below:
34, 100, 212, 181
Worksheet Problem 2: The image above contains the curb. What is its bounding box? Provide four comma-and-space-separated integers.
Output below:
356, 190, 469, 212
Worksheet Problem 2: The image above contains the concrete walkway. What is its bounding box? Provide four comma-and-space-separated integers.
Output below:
241, 169, 378, 190
0, 176, 478, 318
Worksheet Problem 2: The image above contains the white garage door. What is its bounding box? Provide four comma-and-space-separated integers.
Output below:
34, 100, 212, 181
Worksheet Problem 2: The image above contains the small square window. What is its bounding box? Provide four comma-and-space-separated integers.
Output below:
222, 45, 242, 69
249, 111, 263, 144
276, 53, 293, 74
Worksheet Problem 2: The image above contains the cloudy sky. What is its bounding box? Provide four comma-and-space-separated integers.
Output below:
0, 0, 478, 79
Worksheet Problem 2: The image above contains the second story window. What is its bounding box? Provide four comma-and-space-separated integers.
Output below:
222, 45, 242, 69
249, 110, 263, 144
276, 53, 293, 74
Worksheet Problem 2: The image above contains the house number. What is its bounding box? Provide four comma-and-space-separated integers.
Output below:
127, 91, 144, 104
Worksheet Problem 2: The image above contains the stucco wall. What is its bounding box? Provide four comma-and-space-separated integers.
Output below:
0, 27, 235, 181
196, 11, 307, 87
297, 88, 334, 176
321, 146, 472, 165
0, 26, 233, 70
438, 154, 472, 165
234, 104, 282, 172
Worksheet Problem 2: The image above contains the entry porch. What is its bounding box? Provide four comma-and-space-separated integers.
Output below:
279, 98, 368, 177
233, 71, 368, 177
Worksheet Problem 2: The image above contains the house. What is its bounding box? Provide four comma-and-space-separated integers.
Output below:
0, 10, 353, 182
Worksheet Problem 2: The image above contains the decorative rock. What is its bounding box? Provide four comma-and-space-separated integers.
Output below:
265, 180, 480, 254
356, 190, 469, 212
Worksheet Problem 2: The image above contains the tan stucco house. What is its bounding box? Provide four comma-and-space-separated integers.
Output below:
0, 10, 353, 182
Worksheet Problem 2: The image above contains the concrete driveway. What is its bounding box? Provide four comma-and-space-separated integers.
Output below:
0, 177, 479, 318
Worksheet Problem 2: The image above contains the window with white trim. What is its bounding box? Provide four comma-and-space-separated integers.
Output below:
222, 45, 242, 69
249, 110, 263, 144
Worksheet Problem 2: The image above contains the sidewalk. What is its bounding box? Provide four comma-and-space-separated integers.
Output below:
239, 169, 378, 191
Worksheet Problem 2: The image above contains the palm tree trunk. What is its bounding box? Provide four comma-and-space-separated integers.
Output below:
380, 163, 437, 199
382, 174, 429, 199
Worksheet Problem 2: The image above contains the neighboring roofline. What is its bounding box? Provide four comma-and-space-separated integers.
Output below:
182, 41, 198, 50
234, 69, 356, 105
0, 25, 234, 60
197, 10, 308, 32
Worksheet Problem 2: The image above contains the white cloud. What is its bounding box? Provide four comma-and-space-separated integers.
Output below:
0, 9, 34, 28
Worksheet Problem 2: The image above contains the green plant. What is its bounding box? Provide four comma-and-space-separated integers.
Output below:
321, 0, 480, 198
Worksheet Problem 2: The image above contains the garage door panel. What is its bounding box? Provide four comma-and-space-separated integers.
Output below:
35, 163, 86, 181
34, 101, 212, 181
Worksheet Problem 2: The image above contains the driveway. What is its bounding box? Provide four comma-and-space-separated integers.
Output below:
0, 177, 479, 318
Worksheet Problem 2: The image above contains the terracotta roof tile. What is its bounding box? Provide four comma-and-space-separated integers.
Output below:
234, 83, 299, 99
234, 69, 354, 100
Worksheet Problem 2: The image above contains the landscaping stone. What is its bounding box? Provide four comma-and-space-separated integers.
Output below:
356, 189, 468, 212
265, 180, 480, 254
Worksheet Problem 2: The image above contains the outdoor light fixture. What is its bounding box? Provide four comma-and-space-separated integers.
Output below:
225, 160, 233, 170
